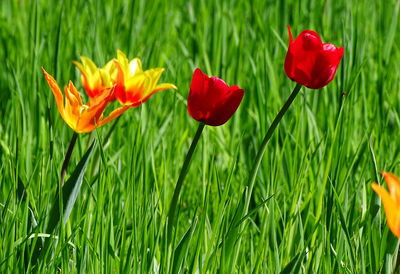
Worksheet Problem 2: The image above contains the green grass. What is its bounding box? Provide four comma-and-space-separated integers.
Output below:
1, 0, 400, 272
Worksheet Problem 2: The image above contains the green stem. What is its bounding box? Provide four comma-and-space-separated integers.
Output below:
244, 83, 302, 211
167, 122, 205, 244
31, 130, 78, 265
60, 132, 78, 187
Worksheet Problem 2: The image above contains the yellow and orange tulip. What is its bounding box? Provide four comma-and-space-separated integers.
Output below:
113, 50, 177, 107
72, 57, 117, 98
43, 68, 128, 133
372, 171, 400, 238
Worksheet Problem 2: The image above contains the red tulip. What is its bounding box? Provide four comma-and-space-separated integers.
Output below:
284, 26, 344, 89
188, 68, 244, 126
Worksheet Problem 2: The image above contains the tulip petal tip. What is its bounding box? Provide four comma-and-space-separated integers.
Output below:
287, 25, 293, 43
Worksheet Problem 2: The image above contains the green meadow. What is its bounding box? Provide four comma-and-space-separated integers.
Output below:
1, 0, 400, 272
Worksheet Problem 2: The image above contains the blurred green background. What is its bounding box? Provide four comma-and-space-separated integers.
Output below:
1, 0, 400, 272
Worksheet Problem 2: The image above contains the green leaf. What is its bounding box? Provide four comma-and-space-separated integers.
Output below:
31, 140, 96, 265
47, 140, 96, 233
172, 214, 198, 274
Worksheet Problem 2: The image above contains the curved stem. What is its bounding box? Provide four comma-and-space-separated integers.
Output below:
60, 132, 78, 186
167, 122, 205, 244
244, 83, 302, 211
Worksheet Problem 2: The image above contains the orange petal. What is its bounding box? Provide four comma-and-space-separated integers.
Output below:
63, 85, 80, 129
76, 101, 109, 133
86, 87, 114, 107
98, 105, 130, 127
113, 59, 126, 87
68, 81, 83, 105
42, 67, 65, 118
372, 182, 400, 238
382, 172, 400, 205
64, 82, 82, 125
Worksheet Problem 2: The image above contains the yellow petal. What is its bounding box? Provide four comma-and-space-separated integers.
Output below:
117, 49, 128, 63
80, 56, 99, 74
152, 83, 178, 93
125, 73, 147, 95
128, 58, 143, 76
99, 69, 112, 88
143, 68, 177, 98
71, 60, 85, 75
372, 183, 400, 238
103, 59, 115, 73
116, 50, 130, 76
63, 85, 80, 130
73, 56, 114, 98
72, 60, 91, 92
103, 59, 117, 82
144, 68, 164, 92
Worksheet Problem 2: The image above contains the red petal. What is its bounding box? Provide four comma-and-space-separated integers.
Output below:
188, 68, 209, 122
204, 86, 244, 126
287, 25, 293, 43
307, 45, 344, 89
298, 30, 322, 51
187, 69, 244, 126
284, 29, 323, 86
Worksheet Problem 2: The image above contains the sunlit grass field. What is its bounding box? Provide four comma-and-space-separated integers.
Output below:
1, 0, 400, 272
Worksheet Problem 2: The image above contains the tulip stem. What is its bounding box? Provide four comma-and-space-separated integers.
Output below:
166, 122, 205, 244
245, 83, 302, 210
60, 131, 78, 186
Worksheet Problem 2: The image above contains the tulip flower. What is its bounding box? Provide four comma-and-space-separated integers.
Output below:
187, 68, 244, 126
239, 26, 345, 238
113, 50, 177, 107
43, 68, 128, 133
166, 68, 244, 245
372, 172, 400, 238
284, 25, 344, 89
72, 57, 117, 98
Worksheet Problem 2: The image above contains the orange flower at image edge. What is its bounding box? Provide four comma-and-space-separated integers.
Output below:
372, 172, 400, 238
42, 68, 129, 133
